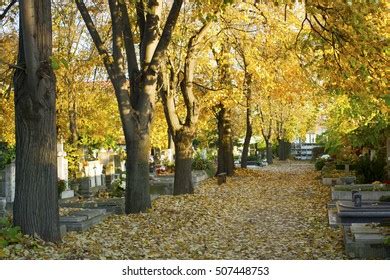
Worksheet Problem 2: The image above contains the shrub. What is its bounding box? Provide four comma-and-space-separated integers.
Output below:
246, 154, 260, 162
110, 178, 125, 197
315, 158, 326, 171
0, 145, 15, 170
192, 153, 215, 176
57, 180, 66, 197
0, 217, 23, 249
355, 154, 386, 183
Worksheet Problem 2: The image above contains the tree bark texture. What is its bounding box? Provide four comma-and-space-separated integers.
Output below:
13, 0, 60, 242
278, 139, 291, 161
217, 105, 234, 176
125, 135, 151, 213
265, 139, 273, 164
173, 129, 194, 195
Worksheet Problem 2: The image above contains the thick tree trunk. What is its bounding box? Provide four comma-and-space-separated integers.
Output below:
278, 139, 290, 161
241, 106, 252, 168
13, 0, 60, 242
217, 105, 234, 176
265, 139, 273, 164
125, 135, 151, 213
173, 130, 194, 195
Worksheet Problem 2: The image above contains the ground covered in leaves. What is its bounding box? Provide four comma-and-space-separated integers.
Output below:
2, 162, 347, 259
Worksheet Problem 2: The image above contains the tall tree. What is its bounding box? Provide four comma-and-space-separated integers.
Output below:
160, 2, 222, 194
211, 46, 236, 176
13, 0, 60, 241
75, 0, 183, 213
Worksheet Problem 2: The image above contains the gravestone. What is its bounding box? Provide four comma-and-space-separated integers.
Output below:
4, 161, 15, 203
57, 142, 74, 199
344, 224, 390, 259
0, 170, 5, 197
79, 174, 106, 198
337, 201, 390, 224
84, 160, 103, 177
60, 208, 109, 232
0, 197, 6, 218
120, 160, 126, 172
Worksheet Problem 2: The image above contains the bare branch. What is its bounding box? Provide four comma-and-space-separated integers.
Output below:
0, 0, 17, 21
75, 0, 115, 78
193, 81, 229, 92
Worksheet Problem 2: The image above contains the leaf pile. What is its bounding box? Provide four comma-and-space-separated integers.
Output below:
1, 162, 347, 259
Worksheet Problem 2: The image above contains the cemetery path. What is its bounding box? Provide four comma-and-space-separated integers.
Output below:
3, 162, 347, 259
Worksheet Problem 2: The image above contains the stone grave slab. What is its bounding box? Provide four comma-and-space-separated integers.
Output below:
60, 198, 125, 215
328, 208, 340, 228
337, 201, 390, 224
343, 224, 390, 259
60, 208, 109, 232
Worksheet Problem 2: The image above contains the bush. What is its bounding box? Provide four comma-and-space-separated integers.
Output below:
192, 153, 215, 176
57, 180, 67, 197
355, 154, 386, 183
0, 217, 23, 249
0, 144, 15, 170
315, 158, 326, 171
110, 178, 125, 197
246, 154, 260, 162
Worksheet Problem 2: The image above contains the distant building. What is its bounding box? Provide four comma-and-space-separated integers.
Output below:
291, 125, 326, 160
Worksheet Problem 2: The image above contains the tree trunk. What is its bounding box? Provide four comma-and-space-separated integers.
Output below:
278, 139, 290, 161
13, 0, 60, 242
241, 105, 252, 168
173, 130, 194, 195
76, 0, 183, 212
125, 135, 151, 213
217, 105, 234, 176
265, 139, 273, 164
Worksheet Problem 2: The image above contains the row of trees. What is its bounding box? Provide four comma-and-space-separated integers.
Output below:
0, 0, 388, 241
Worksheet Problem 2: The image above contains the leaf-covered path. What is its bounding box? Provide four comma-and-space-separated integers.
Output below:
4, 162, 347, 259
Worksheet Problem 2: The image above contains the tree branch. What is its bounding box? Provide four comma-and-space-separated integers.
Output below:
0, 0, 17, 21
159, 64, 182, 132
75, 0, 115, 79
148, 0, 184, 74
119, 1, 139, 73
108, 0, 124, 72
182, 13, 217, 125
193, 81, 229, 93
136, 0, 145, 43
141, 0, 162, 70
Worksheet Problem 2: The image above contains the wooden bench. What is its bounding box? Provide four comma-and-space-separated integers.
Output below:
217, 173, 227, 185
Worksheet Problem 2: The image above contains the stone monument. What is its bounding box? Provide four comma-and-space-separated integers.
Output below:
57, 142, 74, 199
